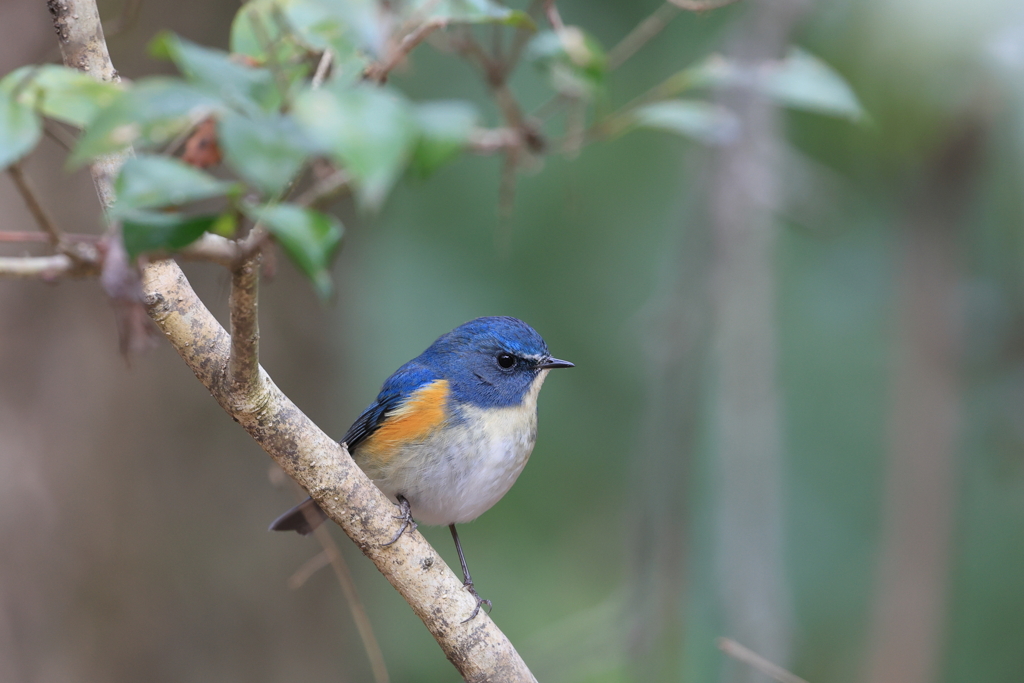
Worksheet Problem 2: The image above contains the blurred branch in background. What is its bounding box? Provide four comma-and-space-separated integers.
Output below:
627, 0, 810, 678
862, 115, 986, 683
626, 171, 710, 680
718, 638, 810, 683
707, 0, 809, 680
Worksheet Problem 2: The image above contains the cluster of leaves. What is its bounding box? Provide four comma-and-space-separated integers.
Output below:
0, 0, 864, 297
0, 0, 530, 295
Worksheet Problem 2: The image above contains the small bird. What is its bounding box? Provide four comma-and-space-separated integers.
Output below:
270, 316, 573, 619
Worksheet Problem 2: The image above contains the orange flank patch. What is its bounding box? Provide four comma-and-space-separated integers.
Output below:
359, 380, 449, 466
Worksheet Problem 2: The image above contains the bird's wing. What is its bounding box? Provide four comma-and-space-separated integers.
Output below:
342, 362, 442, 450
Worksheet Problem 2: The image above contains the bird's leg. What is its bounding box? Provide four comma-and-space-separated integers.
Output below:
449, 524, 492, 622
382, 494, 417, 546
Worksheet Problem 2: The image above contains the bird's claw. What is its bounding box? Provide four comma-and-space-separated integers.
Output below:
461, 580, 492, 623
382, 495, 417, 546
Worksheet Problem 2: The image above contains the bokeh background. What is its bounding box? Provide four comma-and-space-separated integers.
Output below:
3, 0, 1024, 681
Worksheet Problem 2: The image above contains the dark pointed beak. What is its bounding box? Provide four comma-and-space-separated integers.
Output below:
537, 357, 574, 370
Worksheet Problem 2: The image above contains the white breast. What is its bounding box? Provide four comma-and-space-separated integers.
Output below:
367, 370, 549, 526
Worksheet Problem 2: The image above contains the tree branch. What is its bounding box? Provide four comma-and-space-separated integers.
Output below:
45, 0, 539, 679
228, 253, 261, 395
47, 0, 126, 210
141, 259, 536, 682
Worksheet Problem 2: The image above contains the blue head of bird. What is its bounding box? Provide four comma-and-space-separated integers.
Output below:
416, 316, 574, 409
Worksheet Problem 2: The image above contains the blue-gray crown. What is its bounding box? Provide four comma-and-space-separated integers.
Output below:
417, 317, 571, 408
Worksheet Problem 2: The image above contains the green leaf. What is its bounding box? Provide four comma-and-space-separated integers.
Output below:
528, 28, 607, 100
760, 48, 865, 121
71, 78, 223, 165
121, 211, 222, 259
679, 49, 865, 122
410, 0, 535, 28
149, 32, 279, 111
0, 89, 42, 169
219, 110, 312, 195
231, 0, 299, 59
306, 0, 386, 58
244, 203, 342, 297
0, 65, 121, 128
112, 154, 240, 216
210, 212, 238, 238
294, 83, 417, 209
234, 0, 382, 62
229, 0, 318, 99
411, 100, 478, 177
631, 100, 740, 146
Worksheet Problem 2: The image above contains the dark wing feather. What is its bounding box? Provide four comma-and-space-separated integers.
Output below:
341, 362, 440, 449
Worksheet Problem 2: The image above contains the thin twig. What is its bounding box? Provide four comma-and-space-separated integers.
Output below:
7, 164, 64, 249
293, 168, 351, 207
468, 127, 521, 154
585, 65, 705, 140
227, 252, 261, 395
1, 230, 241, 268
543, 0, 566, 31
287, 550, 332, 589
455, 29, 498, 78
0, 231, 100, 243
670, 0, 744, 10
496, 0, 544, 79
311, 49, 333, 88
533, 0, 743, 132
0, 254, 99, 279
366, 19, 447, 83
606, 3, 681, 69
103, 0, 142, 40
43, 122, 78, 152
717, 639, 810, 683
311, 524, 391, 683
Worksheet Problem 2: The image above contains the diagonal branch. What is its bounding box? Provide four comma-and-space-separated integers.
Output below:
7, 164, 64, 248
606, 3, 682, 70
142, 259, 536, 682
47, 0, 538, 680
365, 18, 447, 83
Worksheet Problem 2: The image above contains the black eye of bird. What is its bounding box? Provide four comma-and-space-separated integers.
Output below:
496, 352, 516, 369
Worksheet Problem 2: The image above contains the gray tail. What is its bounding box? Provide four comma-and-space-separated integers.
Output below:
269, 497, 328, 535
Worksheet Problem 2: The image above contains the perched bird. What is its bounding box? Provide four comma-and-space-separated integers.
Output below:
270, 316, 573, 619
